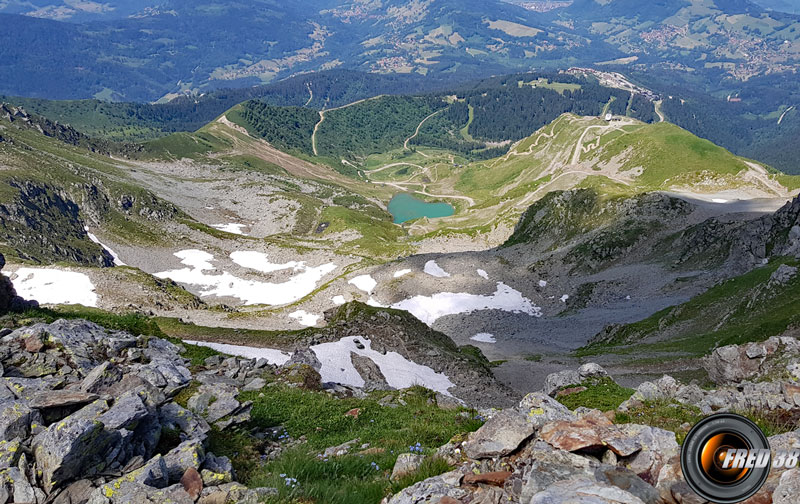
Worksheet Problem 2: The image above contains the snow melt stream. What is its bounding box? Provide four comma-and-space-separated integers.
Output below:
85, 227, 125, 266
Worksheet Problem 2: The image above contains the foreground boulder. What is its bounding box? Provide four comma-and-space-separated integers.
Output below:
0, 318, 278, 501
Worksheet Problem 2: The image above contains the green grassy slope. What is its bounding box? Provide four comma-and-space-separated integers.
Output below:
579, 258, 800, 357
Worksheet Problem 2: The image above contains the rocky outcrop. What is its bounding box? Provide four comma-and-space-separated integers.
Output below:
0, 253, 33, 314
385, 389, 682, 504
702, 335, 800, 385
388, 358, 800, 504
309, 303, 517, 407
0, 319, 276, 503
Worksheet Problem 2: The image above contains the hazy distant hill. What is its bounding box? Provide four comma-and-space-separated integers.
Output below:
3, 0, 800, 101
751, 0, 800, 14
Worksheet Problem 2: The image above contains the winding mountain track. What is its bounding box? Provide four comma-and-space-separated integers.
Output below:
311, 95, 386, 156
404, 109, 443, 151
778, 105, 795, 125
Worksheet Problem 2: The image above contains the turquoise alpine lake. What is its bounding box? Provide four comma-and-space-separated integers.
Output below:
388, 193, 455, 224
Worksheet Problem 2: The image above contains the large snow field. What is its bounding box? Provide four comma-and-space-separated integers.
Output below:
8, 268, 98, 307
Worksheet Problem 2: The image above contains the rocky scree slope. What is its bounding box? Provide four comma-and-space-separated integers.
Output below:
585, 195, 800, 353
386, 335, 800, 504
0, 119, 181, 265
0, 318, 282, 504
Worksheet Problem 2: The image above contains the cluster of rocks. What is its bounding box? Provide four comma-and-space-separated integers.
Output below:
0, 318, 279, 504
0, 254, 35, 315
385, 337, 800, 504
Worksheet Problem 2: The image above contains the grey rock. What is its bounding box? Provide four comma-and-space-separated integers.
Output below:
530, 477, 646, 504
284, 349, 321, 372
543, 363, 608, 397
98, 393, 150, 431
51, 479, 95, 504
390, 453, 425, 481
351, 354, 391, 391
463, 410, 536, 459
0, 439, 21, 471
163, 440, 205, 483
773, 468, 800, 504
242, 377, 266, 391
159, 402, 210, 442
6, 467, 35, 504
0, 399, 40, 440
33, 415, 120, 492
518, 392, 577, 428
80, 362, 123, 394
30, 390, 99, 410
322, 439, 360, 458
201, 453, 234, 486
387, 470, 469, 504
617, 425, 679, 486
770, 264, 798, 285
543, 370, 581, 397
134, 360, 191, 397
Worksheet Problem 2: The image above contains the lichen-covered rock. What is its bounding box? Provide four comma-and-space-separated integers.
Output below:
159, 402, 210, 443
0, 439, 21, 471
33, 416, 119, 492
163, 440, 205, 483
0, 399, 41, 440
201, 453, 234, 486
518, 392, 577, 428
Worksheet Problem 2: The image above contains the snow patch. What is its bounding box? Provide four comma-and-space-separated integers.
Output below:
560, 294, 570, 303
185, 340, 291, 366
211, 223, 247, 235
424, 260, 450, 278
311, 336, 455, 395
332, 295, 346, 305
470, 333, 497, 343
366, 297, 388, 308
711, 199, 729, 204
186, 337, 455, 396
477, 269, 489, 280
85, 227, 125, 266
349, 274, 377, 294
392, 282, 541, 326
538, 280, 548, 288
230, 251, 302, 273
289, 310, 320, 327
155, 249, 336, 306
8, 268, 98, 307
393, 269, 412, 278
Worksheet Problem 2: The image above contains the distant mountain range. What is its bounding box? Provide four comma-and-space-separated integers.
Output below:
2, 0, 800, 101
752, 0, 800, 14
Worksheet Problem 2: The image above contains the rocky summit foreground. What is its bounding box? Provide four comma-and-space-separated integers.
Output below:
3, 312, 800, 503
0, 318, 275, 503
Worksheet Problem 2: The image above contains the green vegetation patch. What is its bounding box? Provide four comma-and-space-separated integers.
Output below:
211, 384, 483, 504
556, 377, 634, 411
